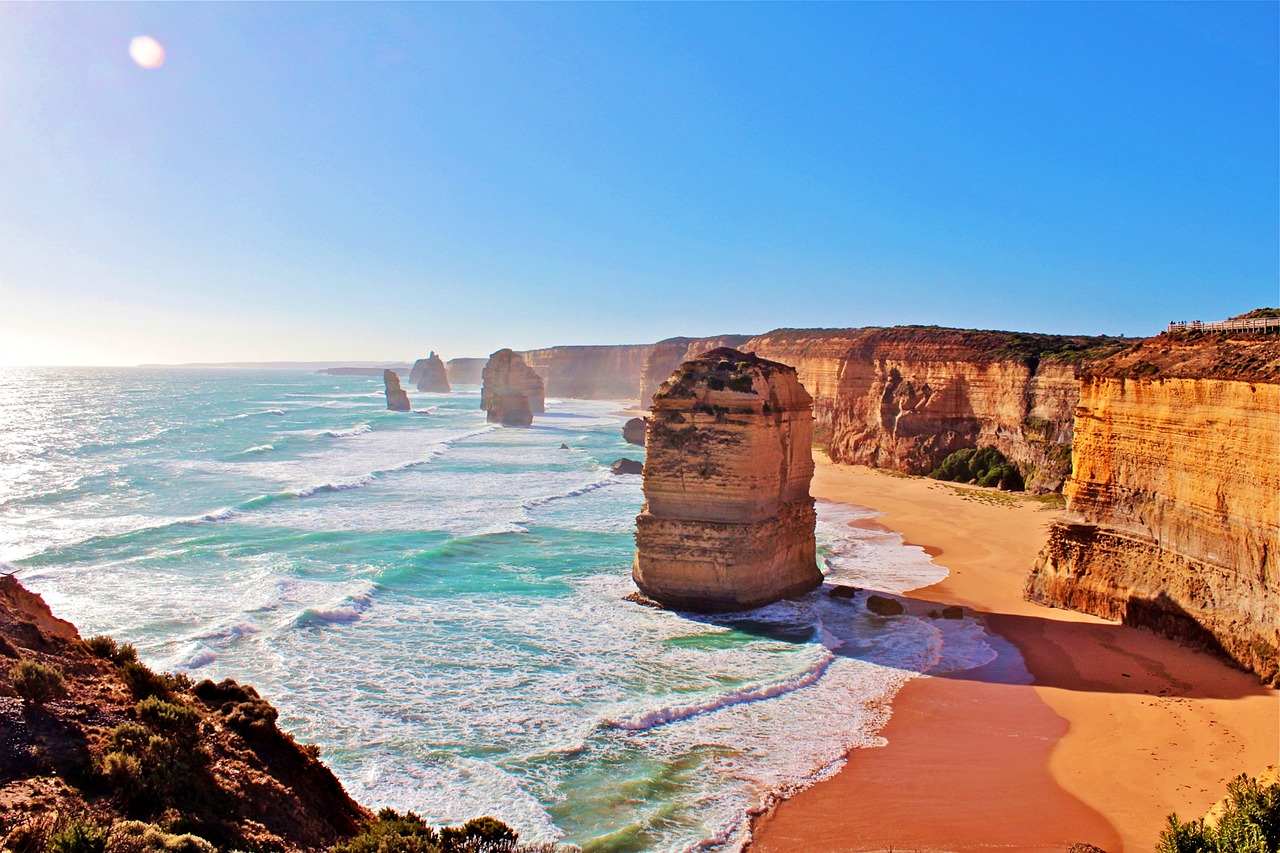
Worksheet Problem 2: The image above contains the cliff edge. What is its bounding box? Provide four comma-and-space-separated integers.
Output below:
0, 575, 369, 851
1025, 331, 1280, 684
743, 326, 1124, 492
632, 348, 820, 611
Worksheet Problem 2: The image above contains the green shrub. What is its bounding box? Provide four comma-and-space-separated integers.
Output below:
44, 820, 106, 853
10, 659, 67, 707
331, 810, 442, 853
85, 636, 119, 660
120, 661, 168, 701
104, 821, 215, 853
929, 447, 1025, 491
1157, 773, 1280, 852
136, 697, 201, 744
441, 816, 518, 850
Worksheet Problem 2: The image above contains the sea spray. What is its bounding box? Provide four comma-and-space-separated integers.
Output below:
0, 368, 997, 852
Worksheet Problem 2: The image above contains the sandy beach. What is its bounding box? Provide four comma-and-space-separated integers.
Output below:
750, 456, 1279, 853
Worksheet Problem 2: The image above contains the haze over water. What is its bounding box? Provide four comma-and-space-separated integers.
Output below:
1, 368, 996, 851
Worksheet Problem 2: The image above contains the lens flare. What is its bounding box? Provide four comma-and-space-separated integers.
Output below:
129, 35, 165, 69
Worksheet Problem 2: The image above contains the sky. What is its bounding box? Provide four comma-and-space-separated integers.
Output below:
0, 3, 1276, 366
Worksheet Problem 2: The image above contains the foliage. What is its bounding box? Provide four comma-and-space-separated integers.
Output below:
331, 810, 442, 853
1157, 773, 1280, 853
97, 698, 213, 816
104, 821, 215, 853
44, 820, 107, 853
85, 636, 138, 666
10, 659, 68, 707
929, 447, 1024, 491
331, 811, 530, 853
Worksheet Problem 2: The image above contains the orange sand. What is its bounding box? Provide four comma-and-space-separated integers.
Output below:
749, 457, 1279, 853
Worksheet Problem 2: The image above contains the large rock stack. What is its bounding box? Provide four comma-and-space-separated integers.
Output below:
480, 349, 546, 426
410, 352, 452, 393
383, 370, 411, 411
632, 348, 820, 611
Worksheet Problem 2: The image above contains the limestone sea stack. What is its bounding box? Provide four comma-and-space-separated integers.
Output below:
383, 369, 410, 411
632, 348, 820, 611
410, 351, 452, 393
480, 349, 546, 426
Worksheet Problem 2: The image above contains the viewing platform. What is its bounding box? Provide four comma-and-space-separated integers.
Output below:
1168, 316, 1280, 334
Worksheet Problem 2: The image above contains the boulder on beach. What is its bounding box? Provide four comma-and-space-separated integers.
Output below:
866, 595, 904, 616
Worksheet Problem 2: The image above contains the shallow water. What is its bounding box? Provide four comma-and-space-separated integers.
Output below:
0, 367, 993, 852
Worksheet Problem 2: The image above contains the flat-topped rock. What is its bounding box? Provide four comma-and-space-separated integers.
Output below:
632, 348, 820, 611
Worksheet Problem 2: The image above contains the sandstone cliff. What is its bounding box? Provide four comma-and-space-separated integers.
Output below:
0, 576, 369, 851
445, 357, 486, 385
409, 352, 452, 393
519, 345, 653, 400
383, 369, 411, 411
742, 327, 1122, 493
480, 349, 545, 426
633, 348, 820, 611
1025, 332, 1280, 684
638, 335, 754, 407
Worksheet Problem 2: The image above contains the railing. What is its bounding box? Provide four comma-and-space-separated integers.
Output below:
1167, 316, 1280, 333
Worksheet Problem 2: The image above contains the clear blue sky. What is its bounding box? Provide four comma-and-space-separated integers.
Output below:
1, 2, 1276, 364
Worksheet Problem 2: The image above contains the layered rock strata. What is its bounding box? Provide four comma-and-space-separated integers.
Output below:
633, 348, 820, 611
383, 369, 410, 411
409, 352, 451, 393
742, 327, 1122, 492
1025, 332, 1280, 684
480, 349, 545, 426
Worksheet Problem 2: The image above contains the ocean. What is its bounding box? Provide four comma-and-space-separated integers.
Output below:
0, 367, 995, 852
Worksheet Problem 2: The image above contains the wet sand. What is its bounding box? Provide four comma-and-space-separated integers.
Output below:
749, 457, 1278, 853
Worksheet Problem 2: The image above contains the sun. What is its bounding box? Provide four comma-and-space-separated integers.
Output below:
129, 35, 165, 70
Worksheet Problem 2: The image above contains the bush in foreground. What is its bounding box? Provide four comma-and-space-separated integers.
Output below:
1157, 773, 1280, 852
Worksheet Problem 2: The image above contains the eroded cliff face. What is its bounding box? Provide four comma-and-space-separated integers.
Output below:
519, 345, 653, 400
633, 348, 820, 611
1026, 334, 1280, 684
480, 349, 545, 426
742, 327, 1119, 492
383, 369, 410, 412
410, 352, 451, 393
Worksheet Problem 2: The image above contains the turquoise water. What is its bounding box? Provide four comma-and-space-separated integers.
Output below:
0, 368, 994, 852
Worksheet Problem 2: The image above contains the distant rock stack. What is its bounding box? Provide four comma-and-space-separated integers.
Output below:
632, 348, 820, 611
383, 369, 411, 411
480, 349, 545, 426
410, 352, 452, 393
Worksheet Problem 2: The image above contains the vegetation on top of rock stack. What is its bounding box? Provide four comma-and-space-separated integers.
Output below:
929, 446, 1024, 491
1156, 772, 1280, 853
